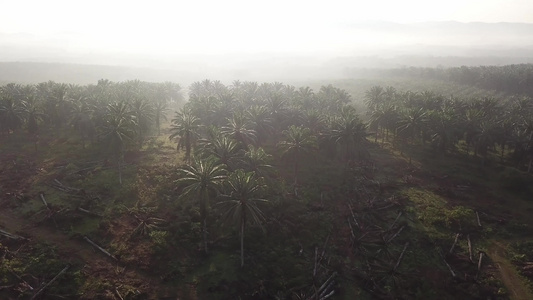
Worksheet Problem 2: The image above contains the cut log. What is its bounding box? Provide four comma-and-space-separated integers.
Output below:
83, 236, 117, 260
449, 233, 460, 255
31, 265, 70, 300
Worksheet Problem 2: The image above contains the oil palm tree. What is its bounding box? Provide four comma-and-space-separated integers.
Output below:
278, 125, 317, 194
246, 105, 273, 144
169, 108, 201, 163
428, 109, 459, 153
176, 157, 227, 253
395, 107, 428, 145
70, 100, 96, 148
221, 112, 257, 148
22, 94, 44, 135
242, 145, 274, 178
0, 97, 25, 134
131, 98, 154, 146
197, 133, 241, 170
219, 169, 268, 267
100, 102, 136, 185
327, 109, 369, 161
154, 98, 168, 136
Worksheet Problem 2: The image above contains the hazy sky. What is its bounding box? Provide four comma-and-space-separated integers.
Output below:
1, 0, 532, 55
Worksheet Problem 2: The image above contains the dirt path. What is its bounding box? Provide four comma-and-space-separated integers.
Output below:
488, 241, 533, 300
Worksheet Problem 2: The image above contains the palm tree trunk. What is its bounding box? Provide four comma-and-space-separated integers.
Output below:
201, 191, 208, 254
156, 112, 161, 136
500, 142, 505, 163
116, 149, 123, 185
118, 159, 122, 185
203, 218, 208, 254
345, 142, 351, 161
294, 160, 299, 196
241, 211, 246, 267
185, 133, 191, 163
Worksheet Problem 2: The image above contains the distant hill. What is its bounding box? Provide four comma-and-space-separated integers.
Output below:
2, 22, 533, 85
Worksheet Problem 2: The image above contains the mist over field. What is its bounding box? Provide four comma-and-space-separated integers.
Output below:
5, 1, 533, 298
2, 21, 533, 85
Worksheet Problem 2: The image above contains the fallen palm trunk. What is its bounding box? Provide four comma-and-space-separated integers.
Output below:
78, 207, 103, 217
476, 211, 482, 227
387, 225, 405, 243
388, 211, 402, 231
39, 193, 50, 210
8, 267, 34, 291
449, 233, 460, 255
115, 287, 124, 300
53, 179, 81, 193
347, 218, 356, 239
313, 246, 318, 278
31, 265, 70, 300
0, 229, 27, 240
83, 236, 117, 260
476, 251, 485, 279
309, 272, 337, 300
394, 242, 409, 271
440, 251, 456, 278
347, 203, 360, 229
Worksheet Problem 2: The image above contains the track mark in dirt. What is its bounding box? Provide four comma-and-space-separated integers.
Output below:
488, 241, 533, 300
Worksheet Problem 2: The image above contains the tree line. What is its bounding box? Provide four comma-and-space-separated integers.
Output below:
386, 64, 533, 97
365, 85, 533, 170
